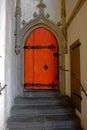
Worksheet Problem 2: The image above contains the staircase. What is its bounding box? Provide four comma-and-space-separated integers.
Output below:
7, 90, 83, 130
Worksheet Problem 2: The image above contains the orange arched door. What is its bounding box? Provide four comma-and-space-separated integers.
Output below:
24, 28, 59, 90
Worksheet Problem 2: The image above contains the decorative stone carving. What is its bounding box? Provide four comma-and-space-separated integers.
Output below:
33, 12, 38, 19
57, 21, 62, 27
15, 45, 20, 55
46, 13, 50, 18
15, 0, 21, 55
15, 7, 21, 17
22, 20, 27, 27
37, 0, 46, 14
33, 0, 50, 19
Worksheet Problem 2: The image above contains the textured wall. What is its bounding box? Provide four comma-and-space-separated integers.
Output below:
5, 0, 17, 129
0, 0, 6, 129
65, 0, 78, 20
65, 1, 87, 130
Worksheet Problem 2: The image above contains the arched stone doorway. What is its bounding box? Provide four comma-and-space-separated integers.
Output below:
24, 27, 59, 90
16, 1, 66, 94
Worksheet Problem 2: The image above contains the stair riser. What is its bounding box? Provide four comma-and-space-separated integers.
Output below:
23, 92, 59, 98
7, 120, 80, 129
11, 109, 74, 116
14, 99, 69, 106
9, 128, 82, 130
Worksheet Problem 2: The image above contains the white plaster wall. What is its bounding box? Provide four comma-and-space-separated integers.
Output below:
4, 1, 61, 130
0, 0, 6, 129
21, 0, 61, 25
65, 1, 87, 130
5, 0, 17, 129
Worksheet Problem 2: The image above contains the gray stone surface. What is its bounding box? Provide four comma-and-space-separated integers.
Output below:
7, 90, 83, 130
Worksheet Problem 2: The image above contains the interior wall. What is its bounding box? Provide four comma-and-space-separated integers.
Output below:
5, 0, 17, 129
0, 0, 6, 129
65, 1, 87, 130
65, 0, 78, 20
4, 0, 61, 129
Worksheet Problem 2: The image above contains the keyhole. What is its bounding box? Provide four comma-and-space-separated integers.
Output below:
43, 64, 48, 71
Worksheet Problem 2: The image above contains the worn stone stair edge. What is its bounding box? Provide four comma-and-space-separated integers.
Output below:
7, 115, 80, 128
9, 128, 83, 130
11, 106, 75, 117
14, 96, 71, 104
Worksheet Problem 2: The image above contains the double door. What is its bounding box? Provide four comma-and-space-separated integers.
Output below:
24, 28, 59, 90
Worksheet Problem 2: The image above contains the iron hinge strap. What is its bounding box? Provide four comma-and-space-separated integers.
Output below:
24, 83, 56, 87
23, 45, 55, 50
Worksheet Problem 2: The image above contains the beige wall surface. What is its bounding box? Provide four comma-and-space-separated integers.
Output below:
65, 1, 87, 130
65, 0, 78, 20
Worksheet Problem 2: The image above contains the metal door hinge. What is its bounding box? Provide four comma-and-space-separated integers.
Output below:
24, 83, 56, 88
23, 45, 55, 50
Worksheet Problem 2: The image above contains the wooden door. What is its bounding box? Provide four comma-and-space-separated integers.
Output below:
24, 28, 59, 90
70, 40, 81, 112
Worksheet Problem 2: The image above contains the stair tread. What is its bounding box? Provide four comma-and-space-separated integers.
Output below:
8, 115, 79, 122
15, 96, 68, 100
11, 104, 74, 117
15, 96, 69, 102
23, 90, 59, 94
7, 115, 80, 129
46, 128, 83, 130
9, 128, 83, 130
12, 104, 74, 109
23, 89, 58, 92
22, 90, 61, 98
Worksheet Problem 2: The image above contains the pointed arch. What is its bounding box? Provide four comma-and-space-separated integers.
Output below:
17, 15, 66, 94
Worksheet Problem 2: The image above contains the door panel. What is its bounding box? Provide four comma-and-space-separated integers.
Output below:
70, 41, 81, 112
24, 28, 59, 90
24, 32, 34, 89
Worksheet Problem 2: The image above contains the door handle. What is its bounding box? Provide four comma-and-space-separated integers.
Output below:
71, 71, 76, 77
43, 64, 48, 70
53, 52, 59, 57
73, 92, 82, 100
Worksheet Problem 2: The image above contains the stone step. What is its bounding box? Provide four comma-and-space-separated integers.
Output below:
22, 90, 61, 98
14, 96, 70, 106
43, 128, 83, 130
7, 115, 80, 129
9, 128, 83, 130
11, 105, 75, 117
7, 90, 83, 130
